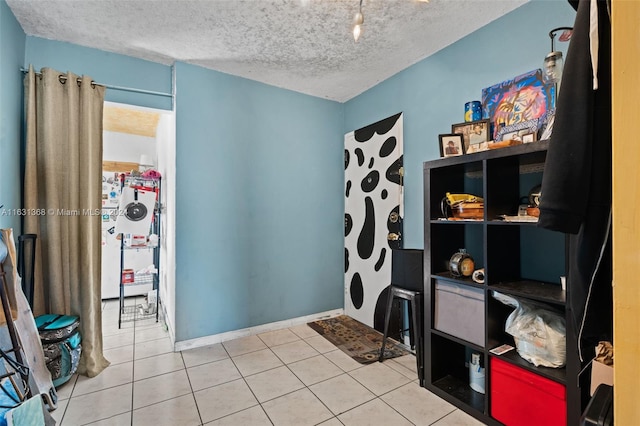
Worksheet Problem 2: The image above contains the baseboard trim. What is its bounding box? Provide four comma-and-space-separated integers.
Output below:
174, 309, 343, 352
161, 303, 176, 347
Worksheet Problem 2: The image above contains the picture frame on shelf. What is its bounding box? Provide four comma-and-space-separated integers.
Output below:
439, 134, 464, 158
522, 132, 536, 143
452, 119, 490, 152
496, 119, 540, 142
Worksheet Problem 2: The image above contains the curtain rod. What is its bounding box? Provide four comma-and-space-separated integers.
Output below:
20, 68, 173, 98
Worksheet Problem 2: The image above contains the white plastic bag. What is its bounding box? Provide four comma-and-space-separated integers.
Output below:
493, 291, 566, 368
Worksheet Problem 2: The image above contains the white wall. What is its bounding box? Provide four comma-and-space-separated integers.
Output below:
103, 131, 157, 164
156, 113, 176, 345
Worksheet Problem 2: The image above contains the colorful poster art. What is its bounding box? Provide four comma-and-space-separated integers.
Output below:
481, 69, 555, 140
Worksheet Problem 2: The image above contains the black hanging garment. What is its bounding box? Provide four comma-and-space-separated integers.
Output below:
538, 0, 612, 361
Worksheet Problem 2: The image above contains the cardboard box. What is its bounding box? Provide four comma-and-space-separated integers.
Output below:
590, 359, 613, 396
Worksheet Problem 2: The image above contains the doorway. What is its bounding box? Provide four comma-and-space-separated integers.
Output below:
101, 101, 176, 343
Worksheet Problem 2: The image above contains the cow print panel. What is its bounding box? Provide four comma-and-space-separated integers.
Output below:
355, 148, 365, 166
345, 113, 403, 329
361, 171, 379, 193
354, 112, 402, 142
386, 155, 403, 186
374, 248, 386, 272
379, 137, 397, 158
357, 196, 375, 260
345, 213, 352, 237
345, 248, 349, 273
350, 273, 364, 309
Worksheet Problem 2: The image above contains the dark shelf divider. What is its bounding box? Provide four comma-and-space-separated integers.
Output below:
432, 375, 485, 413
490, 280, 566, 306
490, 351, 567, 384
431, 328, 485, 352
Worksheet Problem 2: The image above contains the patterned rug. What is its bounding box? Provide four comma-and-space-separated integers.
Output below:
307, 315, 410, 364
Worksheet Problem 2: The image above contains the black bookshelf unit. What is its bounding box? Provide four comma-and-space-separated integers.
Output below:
423, 141, 583, 425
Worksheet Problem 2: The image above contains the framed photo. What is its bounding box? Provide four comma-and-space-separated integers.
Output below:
522, 132, 536, 143
439, 134, 464, 158
452, 119, 490, 152
496, 119, 539, 142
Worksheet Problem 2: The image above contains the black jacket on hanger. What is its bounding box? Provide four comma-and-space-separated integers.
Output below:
538, 0, 612, 360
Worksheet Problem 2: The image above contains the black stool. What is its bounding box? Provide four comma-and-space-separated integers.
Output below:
378, 249, 424, 387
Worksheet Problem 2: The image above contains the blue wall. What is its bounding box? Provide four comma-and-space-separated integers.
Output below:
1, 0, 576, 344
12, 29, 346, 343
0, 0, 26, 231
25, 37, 173, 110
344, 0, 576, 249
174, 62, 344, 340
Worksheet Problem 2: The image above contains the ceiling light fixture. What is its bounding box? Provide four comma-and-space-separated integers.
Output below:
352, 0, 429, 42
353, 0, 364, 42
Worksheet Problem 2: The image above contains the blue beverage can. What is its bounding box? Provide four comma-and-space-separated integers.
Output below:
465, 101, 482, 122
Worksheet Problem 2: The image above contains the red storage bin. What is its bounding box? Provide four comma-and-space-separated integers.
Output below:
491, 357, 566, 426
122, 269, 135, 284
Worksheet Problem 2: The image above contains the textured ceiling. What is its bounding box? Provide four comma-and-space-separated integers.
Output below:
7, 0, 528, 102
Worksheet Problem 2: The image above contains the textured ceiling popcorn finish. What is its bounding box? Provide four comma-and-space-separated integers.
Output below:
7, 0, 528, 102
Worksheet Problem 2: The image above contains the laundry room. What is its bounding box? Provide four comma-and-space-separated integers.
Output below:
101, 102, 159, 301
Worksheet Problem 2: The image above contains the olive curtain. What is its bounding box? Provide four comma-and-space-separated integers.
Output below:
23, 66, 109, 377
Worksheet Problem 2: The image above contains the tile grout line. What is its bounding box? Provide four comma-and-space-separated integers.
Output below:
255, 332, 338, 425
93, 318, 444, 426
251, 329, 375, 423
220, 340, 274, 426
428, 408, 460, 426
178, 349, 205, 425
129, 304, 137, 426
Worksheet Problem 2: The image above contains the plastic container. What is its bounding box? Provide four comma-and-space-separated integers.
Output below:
469, 353, 485, 394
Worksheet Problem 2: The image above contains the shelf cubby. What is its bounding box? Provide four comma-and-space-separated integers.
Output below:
486, 224, 565, 286
430, 334, 485, 414
429, 222, 484, 275
427, 161, 483, 221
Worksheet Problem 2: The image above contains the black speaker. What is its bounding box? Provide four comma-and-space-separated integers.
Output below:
391, 249, 424, 291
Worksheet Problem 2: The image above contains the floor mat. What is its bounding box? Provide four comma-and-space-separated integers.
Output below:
307, 315, 411, 364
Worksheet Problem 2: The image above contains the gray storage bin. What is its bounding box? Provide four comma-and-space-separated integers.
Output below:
434, 280, 485, 346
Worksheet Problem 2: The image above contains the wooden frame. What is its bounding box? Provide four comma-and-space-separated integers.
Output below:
439, 134, 464, 158
103, 161, 139, 173
452, 119, 490, 152
521, 132, 536, 143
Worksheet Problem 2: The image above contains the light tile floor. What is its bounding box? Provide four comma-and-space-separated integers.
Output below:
50, 299, 485, 425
